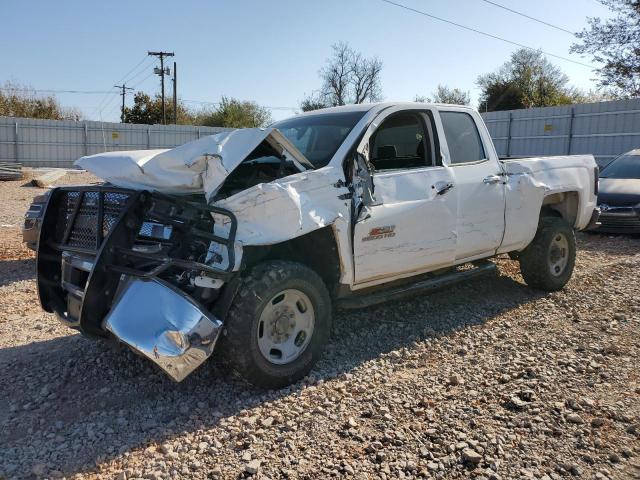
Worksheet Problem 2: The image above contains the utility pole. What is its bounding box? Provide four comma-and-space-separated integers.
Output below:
114, 84, 134, 123
148, 51, 174, 124
172, 61, 177, 124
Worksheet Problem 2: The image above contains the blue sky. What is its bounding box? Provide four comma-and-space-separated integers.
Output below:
1, 0, 612, 122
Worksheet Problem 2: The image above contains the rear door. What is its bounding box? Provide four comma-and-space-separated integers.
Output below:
352, 107, 458, 285
437, 108, 506, 260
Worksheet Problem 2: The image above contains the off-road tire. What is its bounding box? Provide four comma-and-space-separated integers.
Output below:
220, 260, 332, 389
519, 216, 576, 291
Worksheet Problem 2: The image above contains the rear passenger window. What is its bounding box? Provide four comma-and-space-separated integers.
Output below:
440, 111, 486, 164
370, 113, 430, 171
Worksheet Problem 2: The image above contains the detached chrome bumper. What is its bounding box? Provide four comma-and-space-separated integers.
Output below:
103, 278, 223, 382
36, 186, 238, 382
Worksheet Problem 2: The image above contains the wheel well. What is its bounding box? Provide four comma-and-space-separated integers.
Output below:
541, 191, 579, 226
241, 227, 342, 296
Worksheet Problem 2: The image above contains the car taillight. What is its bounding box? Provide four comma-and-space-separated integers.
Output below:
594, 166, 599, 196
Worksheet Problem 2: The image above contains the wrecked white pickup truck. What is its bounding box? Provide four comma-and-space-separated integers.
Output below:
29, 103, 600, 387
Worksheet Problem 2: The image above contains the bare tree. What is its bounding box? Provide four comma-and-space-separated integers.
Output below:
350, 50, 383, 104
301, 42, 383, 110
320, 42, 352, 106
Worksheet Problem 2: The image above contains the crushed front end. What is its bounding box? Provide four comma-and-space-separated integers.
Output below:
36, 186, 237, 381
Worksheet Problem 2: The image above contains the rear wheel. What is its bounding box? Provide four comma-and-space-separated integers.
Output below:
220, 260, 332, 388
519, 217, 576, 291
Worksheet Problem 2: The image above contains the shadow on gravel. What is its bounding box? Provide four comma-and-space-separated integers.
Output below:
0, 258, 35, 287
0, 266, 548, 478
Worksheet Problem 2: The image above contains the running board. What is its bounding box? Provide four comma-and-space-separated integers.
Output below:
337, 261, 497, 310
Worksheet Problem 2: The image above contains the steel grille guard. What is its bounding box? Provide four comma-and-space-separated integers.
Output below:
37, 186, 237, 336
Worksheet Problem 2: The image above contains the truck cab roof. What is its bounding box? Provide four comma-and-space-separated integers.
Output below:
293, 102, 478, 118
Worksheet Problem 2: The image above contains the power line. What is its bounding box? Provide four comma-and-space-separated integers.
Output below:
114, 55, 153, 86
96, 56, 154, 117
130, 70, 156, 90
96, 88, 121, 118
102, 71, 156, 120
478, 0, 575, 35
0, 87, 118, 95
380, 0, 594, 68
103, 102, 124, 120
125, 63, 155, 86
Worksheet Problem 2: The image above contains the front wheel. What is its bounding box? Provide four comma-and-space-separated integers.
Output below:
518, 216, 576, 291
220, 260, 332, 388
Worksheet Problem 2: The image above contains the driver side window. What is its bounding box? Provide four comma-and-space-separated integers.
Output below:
370, 112, 432, 171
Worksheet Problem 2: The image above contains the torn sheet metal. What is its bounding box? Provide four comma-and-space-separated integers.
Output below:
75, 128, 312, 201
214, 168, 351, 245
211, 168, 352, 268
103, 277, 223, 382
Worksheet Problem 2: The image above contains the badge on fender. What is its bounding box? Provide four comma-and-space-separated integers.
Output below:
362, 225, 396, 241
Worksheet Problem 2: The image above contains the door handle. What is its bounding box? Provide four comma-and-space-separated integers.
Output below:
433, 181, 454, 195
483, 175, 502, 184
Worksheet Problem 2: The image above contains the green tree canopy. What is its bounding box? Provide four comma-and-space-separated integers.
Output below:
477, 49, 581, 111
123, 92, 195, 125
571, 0, 640, 97
300, 95, 329, 113
415, 85, 471, 105
195, 97, 272, 128
0, 81, 81, 120
124, 94, 272, 128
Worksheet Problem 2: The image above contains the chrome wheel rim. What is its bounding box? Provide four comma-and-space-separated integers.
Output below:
257, 289, 315, 365
548, 233, 569, 276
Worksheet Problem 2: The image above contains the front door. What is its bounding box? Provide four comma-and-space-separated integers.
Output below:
439, 110, 506, 260
353, 110, 457, 285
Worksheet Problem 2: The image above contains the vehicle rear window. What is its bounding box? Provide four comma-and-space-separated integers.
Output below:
600, 154, 640, 179
440, 111, 486, 164
272, 111, 366, 168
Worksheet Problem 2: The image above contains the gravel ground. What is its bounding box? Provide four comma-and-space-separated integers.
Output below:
0, 177, 638, 480
0, 171, 101, 261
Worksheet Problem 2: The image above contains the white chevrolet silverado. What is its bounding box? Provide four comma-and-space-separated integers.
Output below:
27, 102, 599, 387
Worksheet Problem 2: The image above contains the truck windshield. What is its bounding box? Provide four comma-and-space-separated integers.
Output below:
272, 111, 366, 168
600, 154, 640, 179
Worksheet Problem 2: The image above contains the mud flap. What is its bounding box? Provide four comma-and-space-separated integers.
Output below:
103, 277, 222, 382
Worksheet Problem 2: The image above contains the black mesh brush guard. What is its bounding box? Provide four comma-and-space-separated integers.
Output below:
36, 186, 237, 337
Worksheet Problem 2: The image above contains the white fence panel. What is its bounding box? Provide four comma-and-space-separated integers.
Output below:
482, 98, 640, 168
0, 117, 232, 168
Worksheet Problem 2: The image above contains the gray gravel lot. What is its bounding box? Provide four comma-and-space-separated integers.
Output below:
0, 177, 638, 480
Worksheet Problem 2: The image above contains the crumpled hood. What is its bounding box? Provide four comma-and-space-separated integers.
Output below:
75, 127, 312, 202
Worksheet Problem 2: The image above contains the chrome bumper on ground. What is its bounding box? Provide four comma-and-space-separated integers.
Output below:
103, 277, 223, 382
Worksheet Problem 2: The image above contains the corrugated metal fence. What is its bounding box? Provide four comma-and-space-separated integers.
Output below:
4, 99, 640, 169
481, 98, 640, 168
0, 117, 232, 168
